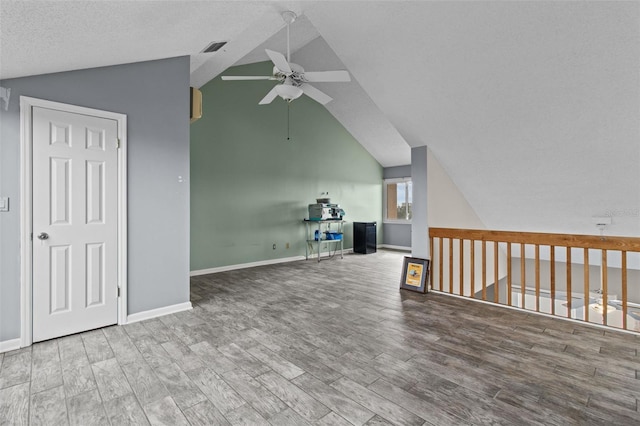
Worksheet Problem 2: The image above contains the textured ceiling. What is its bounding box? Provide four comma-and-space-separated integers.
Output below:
303, 1, 640, 236
232, 14, 320, 67
0, 1, 277, 79
0, 0, 406, 165
2, 1, 638, 236
291, 36, 411, 168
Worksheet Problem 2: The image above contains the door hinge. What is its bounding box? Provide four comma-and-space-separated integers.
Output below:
30, 232, 33, 241
116, 138, 121, 149
117, 287, 121, 297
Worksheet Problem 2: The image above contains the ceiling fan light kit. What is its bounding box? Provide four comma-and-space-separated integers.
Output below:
221, 10, 350, 106
275, 84, 303, 102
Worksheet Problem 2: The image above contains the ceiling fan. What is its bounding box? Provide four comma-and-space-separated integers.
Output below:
221, 11, 350, 105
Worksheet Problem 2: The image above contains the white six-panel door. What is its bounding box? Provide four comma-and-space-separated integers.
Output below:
32, 106, 119, 342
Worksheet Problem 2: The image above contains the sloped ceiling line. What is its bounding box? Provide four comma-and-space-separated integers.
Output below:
211, 12, 413, 168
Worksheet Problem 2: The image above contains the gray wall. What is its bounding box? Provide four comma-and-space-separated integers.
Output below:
383, 165, 411, 180
411, 146, 429, 258
382, 165, 412, 248
0, 57, 191, 341
383, 223, 412, 248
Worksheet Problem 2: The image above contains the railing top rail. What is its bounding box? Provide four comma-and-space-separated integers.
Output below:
429, 227, 640, 252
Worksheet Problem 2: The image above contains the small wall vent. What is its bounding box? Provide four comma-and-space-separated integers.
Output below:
201, 41, 227, 53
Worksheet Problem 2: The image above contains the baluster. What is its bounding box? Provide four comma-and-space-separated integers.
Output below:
566, 247, 572, 317
622, 251, 627, 330
521, 244, 526, 309
507, 242, 512, 306
494, 241, 499, 304
535, 245, 540, 312
584, 248, 589, 323
449, 238, 454, 294
429, 236, 434, 290
439, 237, 443, 292
460, 239, 464, 296
482, 240, 487, 301
602, 250, 608, 326
550, 246, 555, 315
470, 240, 475, 298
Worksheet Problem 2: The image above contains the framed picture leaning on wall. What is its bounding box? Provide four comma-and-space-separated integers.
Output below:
400, 256, 430, 293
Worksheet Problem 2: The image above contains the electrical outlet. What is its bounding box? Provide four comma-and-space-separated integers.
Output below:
591, 216, 612, 225
286, 242, 290, 249
273, 243, 276, 250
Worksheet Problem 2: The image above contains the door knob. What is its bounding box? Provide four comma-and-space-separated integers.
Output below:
37, 232, 49, 240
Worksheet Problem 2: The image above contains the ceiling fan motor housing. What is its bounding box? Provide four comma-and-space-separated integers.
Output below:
273, 64, 305, 86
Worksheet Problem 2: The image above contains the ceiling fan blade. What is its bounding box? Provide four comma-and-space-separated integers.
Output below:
300, 83, 333, 105
265, 49, 292, 74
221, 76, 274, 81
304, 70, 351, 83
258, 86, 279, 105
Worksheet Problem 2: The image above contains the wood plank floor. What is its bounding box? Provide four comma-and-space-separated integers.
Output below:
1, 250, 639, 425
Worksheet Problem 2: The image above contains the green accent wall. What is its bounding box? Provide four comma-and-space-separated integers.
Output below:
190, 61, 383, 270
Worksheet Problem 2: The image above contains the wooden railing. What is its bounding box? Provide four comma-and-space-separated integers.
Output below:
429, 228, 640, 332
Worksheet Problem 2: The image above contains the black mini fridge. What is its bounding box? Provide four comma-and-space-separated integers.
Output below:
354, 222, 377, 254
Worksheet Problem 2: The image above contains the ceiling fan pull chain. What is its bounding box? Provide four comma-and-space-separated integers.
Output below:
287, 102, 291, 141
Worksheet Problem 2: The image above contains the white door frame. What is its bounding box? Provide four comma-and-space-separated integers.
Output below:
20, 96, 128, 347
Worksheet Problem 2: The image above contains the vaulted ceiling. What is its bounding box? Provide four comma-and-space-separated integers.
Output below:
2, 1, 638, 236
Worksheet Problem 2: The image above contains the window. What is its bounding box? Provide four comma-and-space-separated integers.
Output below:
384, 178, 412, 222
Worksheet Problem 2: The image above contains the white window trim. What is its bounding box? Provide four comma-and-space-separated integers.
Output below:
383, 177, 412, 224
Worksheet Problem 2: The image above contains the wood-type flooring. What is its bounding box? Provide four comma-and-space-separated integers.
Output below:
1, 250, 639, 425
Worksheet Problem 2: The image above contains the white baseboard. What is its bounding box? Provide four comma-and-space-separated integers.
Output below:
191, 255, 306, 276
126, 301, 192, 324
191, 250, 355, 276
0, 338, 21, 353
380, 244, 411, 251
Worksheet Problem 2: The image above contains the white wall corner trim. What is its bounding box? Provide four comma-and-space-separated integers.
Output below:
0, 338, 21, 354
126, 302, 193, 324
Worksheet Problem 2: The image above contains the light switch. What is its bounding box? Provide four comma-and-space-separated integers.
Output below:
0, 197, 8, 212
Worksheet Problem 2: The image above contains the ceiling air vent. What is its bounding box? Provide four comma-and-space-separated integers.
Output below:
201, 41, 227, 53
